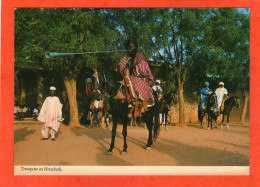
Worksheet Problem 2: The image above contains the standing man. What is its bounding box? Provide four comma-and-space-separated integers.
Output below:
199, 81, 212, 114
118, 38, 154, 106
37, 86, 63, 141
215, 82, 228, 115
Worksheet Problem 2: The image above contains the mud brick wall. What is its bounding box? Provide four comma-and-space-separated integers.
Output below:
168, 103, 228, 124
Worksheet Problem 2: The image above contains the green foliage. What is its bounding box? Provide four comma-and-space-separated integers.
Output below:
15, 8, 124, 76
15, 8, 249, 95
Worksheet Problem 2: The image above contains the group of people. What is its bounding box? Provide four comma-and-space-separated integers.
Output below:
199, 81, 228, 115
36, 38, 228, 141
37, 38, 157, 140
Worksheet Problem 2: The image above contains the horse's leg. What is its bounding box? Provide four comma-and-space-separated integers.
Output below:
221, 113, 225, 130
101, 115, 105, 128
208, 114, 213, 130
164, 112, 168, 131
227, 113, 230, 130
121, 115, 128, 154
214, 117, 218, 129
130, 116, 133, 127
200, 115, 204, 129
207, 114, 210, 130
132, 116, 136, 127
211, 117, 213, 130
143, 112, 153, 149
159, 113, 163, 130
89, 111, 93, 127
106, 114, 109, 128
199, 110, 203, 129
107, 115, 118, 153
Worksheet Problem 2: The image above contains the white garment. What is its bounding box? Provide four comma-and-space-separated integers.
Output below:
42, 126, 55, 139
152, 85, 163, 94
33, 108, 39, 115
38, 96, 63, 136
215, 87, 228, 109
94, 100, 100, 109
14, 106, 20, 113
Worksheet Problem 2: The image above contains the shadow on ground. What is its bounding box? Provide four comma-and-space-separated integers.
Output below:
71, 127, 133, 166
151, 137, 249, 166
14, 127, 36, 144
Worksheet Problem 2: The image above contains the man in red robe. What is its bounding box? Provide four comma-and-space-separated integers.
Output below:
118, 39, 154, 106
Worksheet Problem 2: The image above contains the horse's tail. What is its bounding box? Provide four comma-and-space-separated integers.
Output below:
153, 109, 160, 142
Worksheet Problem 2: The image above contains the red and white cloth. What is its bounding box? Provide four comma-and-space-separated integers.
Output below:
119, 53, 154, 102
37, 96, 63, 137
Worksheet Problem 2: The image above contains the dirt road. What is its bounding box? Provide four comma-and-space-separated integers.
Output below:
14, 122, 249, 167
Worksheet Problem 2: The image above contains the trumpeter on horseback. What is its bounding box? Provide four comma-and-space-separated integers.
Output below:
107, 39, 160, 154
117, 39, 155, 110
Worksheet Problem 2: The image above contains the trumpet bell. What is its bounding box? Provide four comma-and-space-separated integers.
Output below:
45, 52, 51, 58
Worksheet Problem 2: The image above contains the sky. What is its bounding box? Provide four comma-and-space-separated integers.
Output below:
237, 8, 250, 16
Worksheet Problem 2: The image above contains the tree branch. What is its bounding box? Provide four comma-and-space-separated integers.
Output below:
149, 37, 168, 62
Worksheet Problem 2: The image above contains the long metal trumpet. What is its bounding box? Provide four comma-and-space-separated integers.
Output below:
45, 50, 129, 58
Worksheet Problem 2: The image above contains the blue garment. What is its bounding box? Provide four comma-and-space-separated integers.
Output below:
199, 88, 211, 110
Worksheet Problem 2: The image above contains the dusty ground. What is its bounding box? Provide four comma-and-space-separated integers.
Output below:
14, 121, 249, 166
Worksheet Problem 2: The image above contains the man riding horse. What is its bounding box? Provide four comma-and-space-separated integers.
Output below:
215, 82, 228, 116
85, 68, 104, 126
152, 80, 165, 128
199, 81, 212, 115
118, 39, 155, 110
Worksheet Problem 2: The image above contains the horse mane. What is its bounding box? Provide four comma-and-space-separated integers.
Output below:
207, 93, 217, 107
103, 69, 123, 97
163, 91, 177, 104
225, 95, 239, 105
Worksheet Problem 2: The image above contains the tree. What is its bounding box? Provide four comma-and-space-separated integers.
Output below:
15, 8, 122, 127
114, 8, 249, 125
15, 8, 249, 126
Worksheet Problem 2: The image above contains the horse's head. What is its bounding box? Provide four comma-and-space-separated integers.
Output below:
233, 96, 240, 109
169, 90, 178, 105
207, 93, 217, 108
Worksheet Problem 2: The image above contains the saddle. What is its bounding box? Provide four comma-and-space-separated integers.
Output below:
113, 80, 153, 114
218, 99, 226, 115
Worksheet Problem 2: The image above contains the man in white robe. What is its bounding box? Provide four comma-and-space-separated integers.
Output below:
37, 86, 63, 141
152, 80, 165, 126
215, 82, 228, 115
152, 80, 163, 96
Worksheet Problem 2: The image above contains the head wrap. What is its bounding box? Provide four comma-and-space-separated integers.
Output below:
50, 86, 56, 91
156, 80, 161, 84
219, 82, 224, 86
204, 82, 209, 86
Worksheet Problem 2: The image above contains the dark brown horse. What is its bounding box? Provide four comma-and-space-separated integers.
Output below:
159, 91, 178, 130
105, 70, 160, 154
206, 93, 218, 130
220, 96, 240, 130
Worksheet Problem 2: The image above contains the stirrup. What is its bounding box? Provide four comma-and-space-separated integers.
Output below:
147, 101, 155, 107
113, 89, 125, 99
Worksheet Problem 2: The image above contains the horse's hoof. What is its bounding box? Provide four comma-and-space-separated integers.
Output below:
121, 151, 127, 156
145, 146, 151, 151
106, 151, 113, 155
